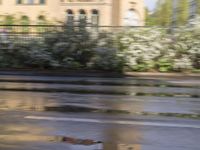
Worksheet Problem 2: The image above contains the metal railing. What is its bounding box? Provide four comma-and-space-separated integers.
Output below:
0, 25, 63, 43
0, 24, 167, 46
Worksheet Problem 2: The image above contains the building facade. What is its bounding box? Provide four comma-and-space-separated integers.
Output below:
0, 0, 145, 26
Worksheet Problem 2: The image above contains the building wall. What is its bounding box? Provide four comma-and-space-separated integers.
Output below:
0, 0, 60, 24
0, 0, 145, 26
119, 0, 145, 26
59, 0, 113, 25
111, 0, 120, 26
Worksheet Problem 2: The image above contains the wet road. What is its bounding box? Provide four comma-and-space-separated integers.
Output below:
0, 74, 200, 150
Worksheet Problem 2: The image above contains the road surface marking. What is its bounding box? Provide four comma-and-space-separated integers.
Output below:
25, 116, 200, 129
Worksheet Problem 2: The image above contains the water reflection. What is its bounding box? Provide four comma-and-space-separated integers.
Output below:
1, 124, 143, 150
0, 81, 199, 97
101, 92, 143, 150
103, 127, 142, 150
0, 75, 199, 88
0, 76, 200, 150
0, 91, 52, 111
0, 91, 200, 119
104, 143, 141, 150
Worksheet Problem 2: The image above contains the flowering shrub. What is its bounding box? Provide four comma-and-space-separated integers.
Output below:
111, 21, 200, 72
114, 28, 165, 71
0, 21, 199, 72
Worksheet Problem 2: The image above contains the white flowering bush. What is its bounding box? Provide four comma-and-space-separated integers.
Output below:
169, 17, 200, 71
173, 55, 193, 70
109, 22, 200, 72
114, 28, 166, 71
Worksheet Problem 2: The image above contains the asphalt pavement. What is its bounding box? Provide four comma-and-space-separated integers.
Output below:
0, 73, 200, 150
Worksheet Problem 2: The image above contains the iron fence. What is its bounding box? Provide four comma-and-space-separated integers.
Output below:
0, 25, 63, 43
0, 24, 168, 47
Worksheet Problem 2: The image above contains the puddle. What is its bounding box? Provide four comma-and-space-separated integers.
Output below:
0, 116, 143, 150
0, 88, 129, 95
0, 134, 101, 145
0, 88, 199, 98
1, 99, 200, 119
45, 105, 130, 114
0, 134, 141, 150
0, 76, 200, 150
45, 105, 200, 119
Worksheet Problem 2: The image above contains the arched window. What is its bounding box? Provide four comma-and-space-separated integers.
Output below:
38, 15, 45, 20
21, 16, 30, 32
38, 15, 46, 25
79, 9, 87, 24
66, 9, 74, 24
4, 15, 15, 25
21, 15, 29, 25
91, 9, 99, 26
0, 16, 3, 25
27, 0, 34, 4
16, 0, 23, 4
37, 15, 46, 32
123, 9, 140, 26
39, 0, 45, 4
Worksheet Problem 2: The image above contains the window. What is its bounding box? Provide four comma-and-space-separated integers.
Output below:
27, 0, 34, 4
38, 15, 46, 25
38, 15, 46, 21
66, 9, 74, 24
16, 0, 46, 5
16, 0, 23, 4
20, 16, 30, 32
91, 9, 99, 25
21, 15, 30, 25
79, 9, 87, 24
4, 15, 15, 25
39, 0, 45, 4
37, 15, 46, 32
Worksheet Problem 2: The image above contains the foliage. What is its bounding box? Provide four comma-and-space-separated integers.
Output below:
0, 15, 50, 25
156, 58, 173, 72
112, 20, 200, 72
0, 20, 200, 72
115, 28, 164, 71
198, 0, 200, 15
4, 15, 15, 25
0, 41, 55, 68
90, 47, 124, 71
159, 0, 173, 26
43, 24, 97, 69
147, 0, 196, 26
177, 0, 189, 25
